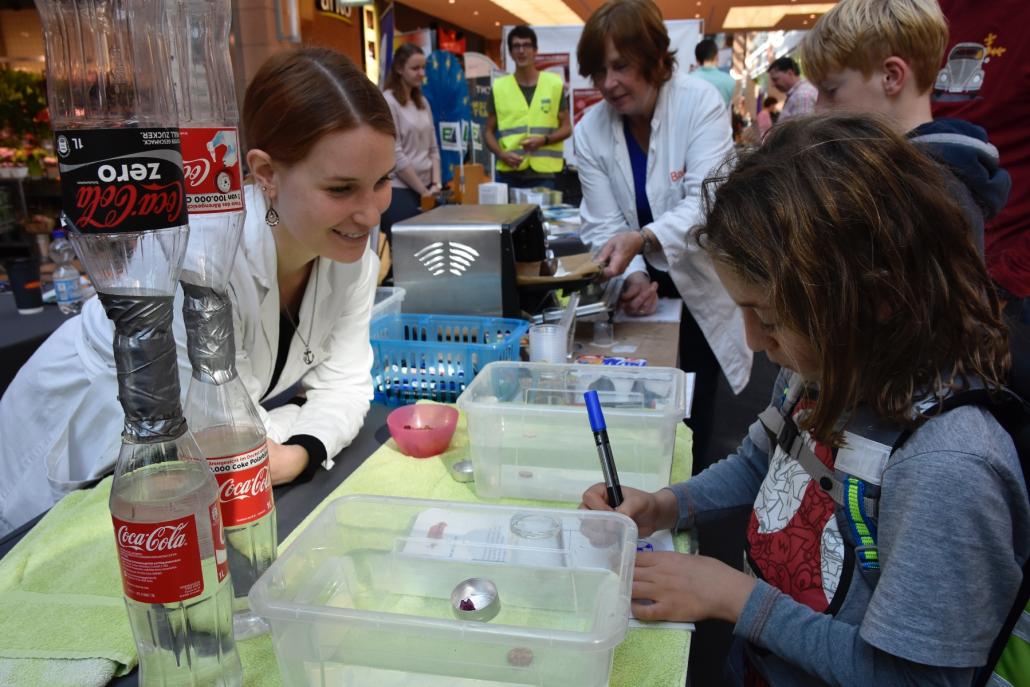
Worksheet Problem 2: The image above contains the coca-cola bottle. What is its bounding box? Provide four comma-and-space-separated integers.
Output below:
36, 0, 243, 683
168, 0, 278, 639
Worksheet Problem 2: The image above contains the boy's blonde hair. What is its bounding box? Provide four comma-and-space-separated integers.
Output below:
802, 0, 948, 94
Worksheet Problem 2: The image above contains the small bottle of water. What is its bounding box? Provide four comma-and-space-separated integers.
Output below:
49, 229, 82, 315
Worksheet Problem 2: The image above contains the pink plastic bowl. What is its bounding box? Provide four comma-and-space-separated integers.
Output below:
387, 404, 459, 459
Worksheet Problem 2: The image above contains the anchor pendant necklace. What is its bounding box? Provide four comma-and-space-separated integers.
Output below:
284, 259, 319, 365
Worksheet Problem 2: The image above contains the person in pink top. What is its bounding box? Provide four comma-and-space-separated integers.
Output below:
756, 95, 778, 138
381, 43, 441, 238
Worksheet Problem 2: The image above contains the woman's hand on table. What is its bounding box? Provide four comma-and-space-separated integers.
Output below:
267, 440, 309, 485
619, 272, 659, 316
631, 552, 756, 624
580, 484, 678, 537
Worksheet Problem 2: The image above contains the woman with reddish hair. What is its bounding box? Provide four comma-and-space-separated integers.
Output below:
575, 0, 751, 463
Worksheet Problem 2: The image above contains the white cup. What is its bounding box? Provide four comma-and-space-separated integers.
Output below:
529, 324, 567, 364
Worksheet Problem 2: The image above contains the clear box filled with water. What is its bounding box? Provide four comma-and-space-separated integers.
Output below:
249, 495, 637, 687
456, 362, 688, 502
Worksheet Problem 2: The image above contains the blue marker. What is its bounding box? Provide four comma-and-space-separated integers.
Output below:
584, 389, 624, 507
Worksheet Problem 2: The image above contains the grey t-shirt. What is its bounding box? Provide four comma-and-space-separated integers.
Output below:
672, 370, 1030, 686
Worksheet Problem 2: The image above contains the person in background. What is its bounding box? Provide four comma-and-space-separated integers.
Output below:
756, 95, 778, 138
582, 114, 1029, 687
932, 0, 1030, 317
694, 38, 736, 108
802, 0, 1010, 259
575, 0, 752, 465
484, 25, 572, 190
380, 43, 440, 238
767, 56, 818, 120
0, 47, 395, 536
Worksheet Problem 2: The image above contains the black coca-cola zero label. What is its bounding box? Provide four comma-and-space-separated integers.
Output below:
56, 128, 187, 234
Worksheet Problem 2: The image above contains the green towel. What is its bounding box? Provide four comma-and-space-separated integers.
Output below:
0, 477, 135, 686
273, 405, 695, 687
0, 408, 693, 687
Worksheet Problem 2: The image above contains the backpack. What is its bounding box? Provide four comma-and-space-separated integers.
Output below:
758, 381, 1030, 687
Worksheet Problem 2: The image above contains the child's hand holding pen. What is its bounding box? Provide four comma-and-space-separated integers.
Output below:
579, 484, 679, 538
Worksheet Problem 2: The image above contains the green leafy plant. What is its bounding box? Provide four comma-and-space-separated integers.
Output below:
0, 68, 50, 144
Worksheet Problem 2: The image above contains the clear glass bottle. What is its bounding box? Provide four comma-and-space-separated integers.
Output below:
183, 371, 277, 640
49, 229, 83, 314
168, 0, 278, 638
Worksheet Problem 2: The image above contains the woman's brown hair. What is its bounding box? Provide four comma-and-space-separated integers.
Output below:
243, 47, 395, 167
577, 0, 676, 87
384, 43, 426, 109
697, 113, 1009, 443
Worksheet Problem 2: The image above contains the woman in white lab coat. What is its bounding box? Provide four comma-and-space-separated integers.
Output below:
575, 0, 752, 462
0, 47, 396, 536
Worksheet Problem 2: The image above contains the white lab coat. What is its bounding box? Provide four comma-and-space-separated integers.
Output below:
575, 72, 752, 393
0, 184, 377, 535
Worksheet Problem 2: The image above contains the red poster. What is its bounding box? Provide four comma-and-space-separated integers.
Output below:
180, 127, 244, 214
573, 88, 605, 125
535, 53, 570, 84
208, 443, 274, 527
113, 513, 205, 604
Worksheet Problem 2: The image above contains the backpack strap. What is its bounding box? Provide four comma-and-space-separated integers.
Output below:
756, 374, 883, 519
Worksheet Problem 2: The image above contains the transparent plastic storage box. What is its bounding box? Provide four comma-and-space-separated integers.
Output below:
249, 495, 637, 687
371, 285, 406, 321
456, 362, 688, 502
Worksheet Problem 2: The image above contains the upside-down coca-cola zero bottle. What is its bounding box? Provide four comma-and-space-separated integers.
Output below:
36, 0, 242, 683
168, 0, 278, 639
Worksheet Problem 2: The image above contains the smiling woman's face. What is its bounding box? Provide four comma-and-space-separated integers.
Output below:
270, 125, 395, 264
593, 38, 659, 120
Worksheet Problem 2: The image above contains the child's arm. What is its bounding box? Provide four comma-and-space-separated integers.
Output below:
667, 417, 772, 531
735, 582, 978, 686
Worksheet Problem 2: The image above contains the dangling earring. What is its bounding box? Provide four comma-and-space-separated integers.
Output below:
265, 201, 280, 226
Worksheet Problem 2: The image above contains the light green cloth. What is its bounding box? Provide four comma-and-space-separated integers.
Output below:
0, 478, 135, 687
0, 407, 693, 687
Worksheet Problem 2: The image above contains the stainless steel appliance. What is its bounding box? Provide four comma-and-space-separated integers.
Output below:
391, 204, 545, 317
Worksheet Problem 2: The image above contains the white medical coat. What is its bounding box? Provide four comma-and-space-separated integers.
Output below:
0, 184, 377, 535
575, 72, 752, 393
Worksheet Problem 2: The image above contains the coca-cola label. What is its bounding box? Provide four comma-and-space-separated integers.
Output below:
208, 443, 274, 527
56, 128, 187, 234
208, 500, 229, 584
112, 513, 204, 604
180, 127, 244, 214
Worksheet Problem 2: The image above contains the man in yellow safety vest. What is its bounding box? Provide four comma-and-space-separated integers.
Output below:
485, 25, 572, 190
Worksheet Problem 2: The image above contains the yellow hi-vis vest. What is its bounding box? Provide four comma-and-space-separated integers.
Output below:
493, 71, 565, 173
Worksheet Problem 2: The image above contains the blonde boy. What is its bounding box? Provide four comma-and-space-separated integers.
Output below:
801, 0, 1009, 253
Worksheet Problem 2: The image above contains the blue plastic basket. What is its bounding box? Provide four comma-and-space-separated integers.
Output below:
369, 314, 529, 405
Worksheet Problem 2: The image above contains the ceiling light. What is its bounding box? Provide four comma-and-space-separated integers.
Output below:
495, 20, 500, 26
474, 9, 479, 14
695, 13, 700, 18
724, 3, 835, 29
489, 0, 582, 26
809, 13, 816, 18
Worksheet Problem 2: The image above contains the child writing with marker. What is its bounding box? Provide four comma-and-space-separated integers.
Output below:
581, 114, 1030, 686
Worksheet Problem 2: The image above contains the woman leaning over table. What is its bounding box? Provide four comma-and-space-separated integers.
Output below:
0, 47, 396, 537
380, 42, 441, 238
574, 0, 751, 463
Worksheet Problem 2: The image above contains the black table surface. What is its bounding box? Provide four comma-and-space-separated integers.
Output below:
0, 292, 71, 393
0, 403, 393, 685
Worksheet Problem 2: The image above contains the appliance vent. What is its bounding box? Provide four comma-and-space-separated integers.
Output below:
414, 241, 480, 277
